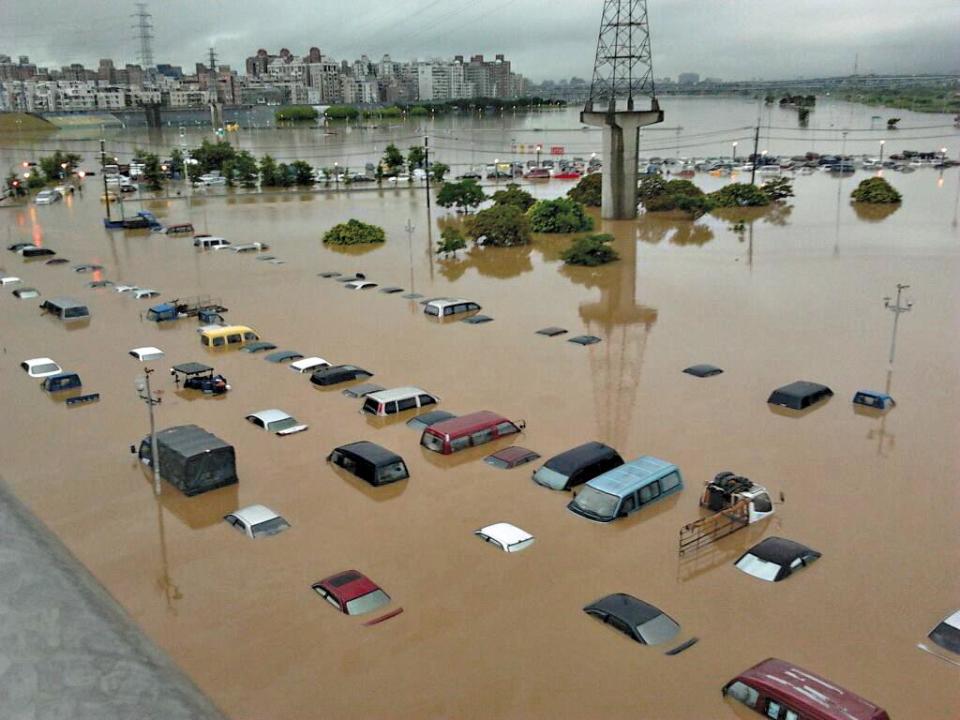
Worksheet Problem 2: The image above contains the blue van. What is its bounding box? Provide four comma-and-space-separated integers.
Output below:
567, 456, 683, 522
41, 372, 82, 393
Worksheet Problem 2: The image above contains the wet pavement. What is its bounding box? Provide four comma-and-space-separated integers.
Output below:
1, 101, 958, 719
0, 479, 226, 720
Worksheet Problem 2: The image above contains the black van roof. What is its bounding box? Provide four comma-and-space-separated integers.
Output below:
544, 441, 621, 475
157, 424, 231, 460
767, 381, 833, 409
336, 441, 403, 467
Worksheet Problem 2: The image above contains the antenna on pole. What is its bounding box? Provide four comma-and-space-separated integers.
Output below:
132, 2, 155, 68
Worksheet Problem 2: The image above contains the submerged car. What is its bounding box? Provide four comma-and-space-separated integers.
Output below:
919, 609, 960, 665
290, 356, 330, 374
734, 537, 821, 582
583, 594, 695, 653
128, 346, 164, 362
474, 523, 535, 553
34, 189, 61, 205
0, 276, 21, 286
19, 247, 56, 258
132, 288, 160, 299
406, 410, 457, 431
344, 280, 378, 290
327, 441, 409, 486
533, 441, 624, 491
567, 456, 683, 522
245, 409, 308, 436
484, 446, 541, 470
231, 242, 269, 253
311, 570, 402, 624
423, 297, 481, 318
224, 505, 290, 539
264, 350, 303, 363
13, 287, 40, 299
239, 341, 277, 354
310, 364, 373, 386
341, 382, 385, 399
21, 357, 62, 378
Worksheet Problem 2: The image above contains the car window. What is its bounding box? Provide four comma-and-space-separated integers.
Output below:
765, 700, 782, 719
470, 429, 494, 445
784, 710, 799, 720
425, 305, 439, 316
383, 401, 399, 415
418, 394, 436, 407
753, 492, 773, 513
453, 304, 468, 314
212, 336, 225, 347
443, 306, 453, 316
377, 461, 409, 484
725, 681, 758, 709
606, 615, 633, 639
420, 433, 445, 452
450, 436, 470, 452
494, 421, 518, 436
397, 397, 417, 411
249, 417, 264, 428
620, 494, 636, 514
361, 398, 380, 414
660, 472, 681, 493
244, 332, 258, 341
227, 334, 242, 344
639, 481, 661, 504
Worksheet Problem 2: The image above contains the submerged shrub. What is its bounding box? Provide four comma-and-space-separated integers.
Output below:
322, 219, 386, 245
850, 177, 902, 204
527, 197, 594, 233
560, 233, 619, 266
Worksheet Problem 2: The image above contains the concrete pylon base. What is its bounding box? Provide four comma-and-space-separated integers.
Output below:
581, 107, 664, 219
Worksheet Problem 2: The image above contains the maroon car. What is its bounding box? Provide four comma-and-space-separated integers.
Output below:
311, 570, 403, 626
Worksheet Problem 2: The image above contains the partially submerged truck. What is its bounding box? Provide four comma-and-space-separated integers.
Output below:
679, 472, 775, 556
136, 424, 237, 496
146, 296, 227, 324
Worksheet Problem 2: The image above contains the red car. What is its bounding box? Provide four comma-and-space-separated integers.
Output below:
311, 570, 403, 626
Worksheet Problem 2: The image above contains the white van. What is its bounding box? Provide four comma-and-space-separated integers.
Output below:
361, 387, 439, 416
423, 298, 481, 319
194, 236, 230, 249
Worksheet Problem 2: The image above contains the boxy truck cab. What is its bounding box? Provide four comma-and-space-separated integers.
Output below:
200, 325, 259, 348
39, 296, 90, 322
420, 411, 524, 455
722, 657, 890, 720
193, 236, 230, 249
423, 298, 481, 319
567, 456, 683, 522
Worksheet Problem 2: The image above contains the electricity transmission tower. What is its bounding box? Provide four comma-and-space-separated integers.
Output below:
132, 2, 155, 68
581, 0, 663, 219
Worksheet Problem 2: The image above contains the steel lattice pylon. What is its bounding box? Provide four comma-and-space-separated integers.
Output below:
586, 0, 656, 113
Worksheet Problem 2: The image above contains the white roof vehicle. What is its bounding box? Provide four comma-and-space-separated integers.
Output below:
34, 189, 62, 205
21, 357, 62, 378
114, 284, 139, 293
132, 288, 160, 299
344, 280, 378, 290
290, 357, 330, 374
231, 242, 269, 253
474, 523, 535, 553
0, 276, 22, 286
423, 297, 482, 318
129, 346, 165, 362
245, 409, 308, 436
224, 505, 291, 539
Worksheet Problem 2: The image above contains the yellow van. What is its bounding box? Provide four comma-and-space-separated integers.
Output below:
200, 325, 259, 348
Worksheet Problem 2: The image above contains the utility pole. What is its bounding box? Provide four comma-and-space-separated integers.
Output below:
883, 283, 912, 366
424, 135, 430, 209
749, 124, 760, 185
100, 139, 111, 223
136, 368, 163, 496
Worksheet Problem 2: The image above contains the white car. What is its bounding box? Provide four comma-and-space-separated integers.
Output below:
0, 276, 22, 286
34, 190, 61, 205
474, 523, 535, 553
290, 357, 331, 374
388, 174, 411, 183
132, 288, 160, 299
231, 242, 269, 253
129, 346, 165, 362
245, 409, 308, 436
21, 357, 62, 378
344, 280, 378, 290
196, 174, 227, 186
114, 284, 139, 293
224, 505, 291, 539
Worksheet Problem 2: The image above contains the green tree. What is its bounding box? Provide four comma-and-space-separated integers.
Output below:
134, 149, 164, 191
259, 154, 282, 187
290, 160, 315, 186
491, 183, 535, 212
850, 177, 902, 204
407, 145, 426, 172
223, 150, 259, 188
638, 174, 667, 203
762, 177, 794, 201
464, 204, 531, 247
275, 105, 319, 122
707, 183, 770, 208
38, 150, 82, 181
189, 139, 236, 174
276, 163, 294, 187
382, 144, 404, 174
322, 219, 387, 245
25, 170, 46, 189
561, 233, 620, 266
527, 197, 594, 233
436, 179, 487, 212
567, 173, 602, 207
324, 105, 361, 120
436, 226, 467, 256
430, 162, 449, 183
169, 148, 185, 177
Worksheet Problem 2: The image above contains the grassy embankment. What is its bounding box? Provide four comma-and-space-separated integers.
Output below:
0, 112, 54, 132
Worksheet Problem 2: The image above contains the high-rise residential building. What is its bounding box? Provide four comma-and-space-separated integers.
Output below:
678, 72, 700, 85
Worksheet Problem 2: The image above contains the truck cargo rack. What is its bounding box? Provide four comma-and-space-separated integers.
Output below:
678, 498, 749, 556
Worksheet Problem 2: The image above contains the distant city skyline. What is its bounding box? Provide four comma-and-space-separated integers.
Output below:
1, 0, 958, 83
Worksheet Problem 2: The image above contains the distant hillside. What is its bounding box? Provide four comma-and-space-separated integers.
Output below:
0, 112, 54, 132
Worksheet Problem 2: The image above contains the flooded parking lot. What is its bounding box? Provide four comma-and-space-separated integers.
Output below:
1, 104, 958, 718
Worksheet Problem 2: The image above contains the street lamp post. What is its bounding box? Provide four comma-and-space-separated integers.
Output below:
135, 368, 162, 496
879, 140, 885, 164
732, 142, 738, 163
334, 162, 339, 191
494, 158, 500, 185
883, 283, 913, 366
536, 145, 542, 168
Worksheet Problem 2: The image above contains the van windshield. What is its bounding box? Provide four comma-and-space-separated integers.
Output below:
420, 432, 445, 453
571, 486, 619, 519
377, 462, 409, 483
64, 307, 88, 318
533, 467, 567, 490
361, 398, 380, 415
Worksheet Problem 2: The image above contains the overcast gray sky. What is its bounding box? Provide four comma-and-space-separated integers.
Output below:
2, 0, 958, 82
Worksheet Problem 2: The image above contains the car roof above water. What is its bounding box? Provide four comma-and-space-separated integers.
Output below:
586, 456, 677, 497
365, 386, 431, 403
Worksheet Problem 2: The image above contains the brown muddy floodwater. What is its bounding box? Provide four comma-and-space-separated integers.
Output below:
1, 127, 959, 717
